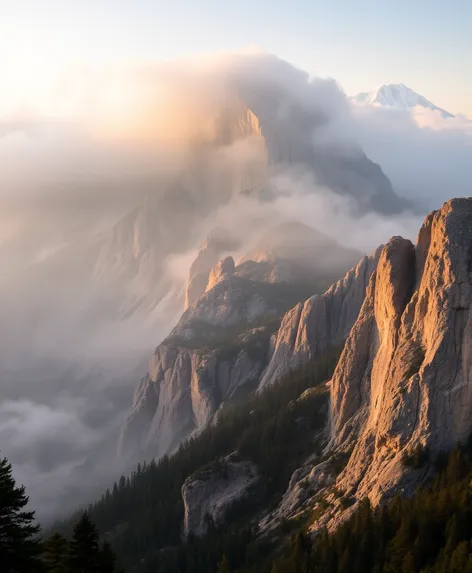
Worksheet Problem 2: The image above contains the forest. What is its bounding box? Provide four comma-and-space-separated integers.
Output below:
58, 348, 340, 571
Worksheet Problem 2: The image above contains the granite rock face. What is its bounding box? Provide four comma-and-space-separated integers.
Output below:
260, 199, 472, 532
185, 222, 362, 310
182, 455, 258, 538
328, 199, 472, 511
118, 326, 273, 463
185, 231, 240, 310
118, 274, 289, 462
259, 246, 382, 389
206, 257, 236, 292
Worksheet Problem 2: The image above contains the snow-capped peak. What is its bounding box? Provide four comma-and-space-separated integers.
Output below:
352, 83, 454, 118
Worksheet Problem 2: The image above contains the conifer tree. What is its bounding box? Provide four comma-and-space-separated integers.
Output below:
42, 533, 69, 573
0, 455, 42, 572
100, 540, 117, 573
67, 512, 101, 573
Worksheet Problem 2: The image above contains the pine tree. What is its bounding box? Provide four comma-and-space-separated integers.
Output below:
67, 512, 101, 573
0, 455, 42, 572
100, 540, 117, 573
42, 533, 69, 573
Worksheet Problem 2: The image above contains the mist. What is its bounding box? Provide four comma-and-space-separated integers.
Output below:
351, 103, 472, 208
0, 51, 470, 523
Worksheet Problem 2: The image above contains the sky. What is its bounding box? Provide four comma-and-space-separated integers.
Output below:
0, 0, 470, 117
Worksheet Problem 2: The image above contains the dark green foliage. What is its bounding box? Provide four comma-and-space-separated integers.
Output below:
54, 349, 341, 572
100, 540, 119, 573
266, 443, 472, 573
217, 553, 231, 573
42, 514, 121, 573
67, 512, 101, 573
42, 533, 69, 573
0, 453, 121, 573
48, 345, 472, 573
0, 455, 43, 572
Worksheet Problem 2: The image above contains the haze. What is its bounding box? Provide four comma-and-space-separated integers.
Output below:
0, 4, 471, 524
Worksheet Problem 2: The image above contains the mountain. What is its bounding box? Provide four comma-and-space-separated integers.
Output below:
0, 83, 409, 521
118, 222, 362, 464
55, 197, 472, 573
265, 198, 472, 533
353, 83, 454, 118
258, 244, 382, 389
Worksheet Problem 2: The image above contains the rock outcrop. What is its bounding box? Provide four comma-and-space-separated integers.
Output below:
118, 325, 272, 462
119, 219, 367, 464
206, 257, 236, 292
185, 230, 240, 310
259, 246, 382, 389
260, 199, 472, 532
182, 455, 258, 538
118, 274, 299, 462
327, 199, 472, 510
185, 222, 362, 310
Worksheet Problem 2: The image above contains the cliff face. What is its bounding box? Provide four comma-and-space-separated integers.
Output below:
118, 325, 272, 462
119, 222, 364, 464
328, 199, 472, 509
182, 455, 258, 538
118, 274, 294, 462
259, 246, 382, 389
259, 199, 472, 533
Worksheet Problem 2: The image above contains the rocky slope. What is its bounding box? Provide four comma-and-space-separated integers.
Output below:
265, 198, 472, 532
119, 223, 361, 463
118, 272, 311, 463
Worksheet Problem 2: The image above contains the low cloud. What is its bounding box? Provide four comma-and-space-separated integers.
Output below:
351, 103, 472, 209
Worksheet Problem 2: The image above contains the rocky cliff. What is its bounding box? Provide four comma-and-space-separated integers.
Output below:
119, 221, 363, 463
118, 273, 308, 462
329, 199, 472, 506
182, 454, 258, 538
185, 222, 361, 310
265, 198, 472, 532
259, 246, 382, 389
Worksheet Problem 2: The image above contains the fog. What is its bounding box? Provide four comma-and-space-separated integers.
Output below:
0, 51, 470, 523
351, 103, 472, 208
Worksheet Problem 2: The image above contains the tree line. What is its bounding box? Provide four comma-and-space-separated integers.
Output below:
0, 455, 122, 573
55, 349, 341, 571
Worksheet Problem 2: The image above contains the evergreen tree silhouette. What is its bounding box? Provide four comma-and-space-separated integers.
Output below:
67, 512, 101, 573
0, 455, 42, 572
42, 532, 69, 573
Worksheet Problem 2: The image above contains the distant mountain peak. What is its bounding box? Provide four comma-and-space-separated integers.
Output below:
352, 83, 454, 118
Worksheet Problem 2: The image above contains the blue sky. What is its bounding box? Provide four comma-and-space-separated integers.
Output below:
1, 0, 470, 115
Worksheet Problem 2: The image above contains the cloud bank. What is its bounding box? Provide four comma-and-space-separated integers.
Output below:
351, 103, 472, 209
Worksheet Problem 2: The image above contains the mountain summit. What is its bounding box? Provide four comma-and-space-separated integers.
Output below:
353, 82, 454, 118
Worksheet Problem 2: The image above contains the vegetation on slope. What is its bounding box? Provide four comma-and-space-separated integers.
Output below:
55, 348, 341, 572
269, 443, 472, 573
